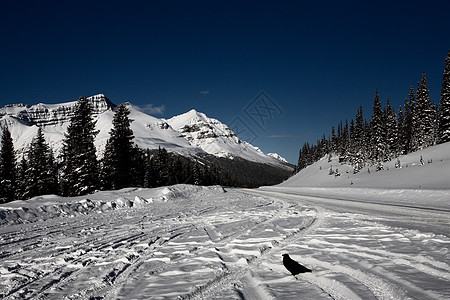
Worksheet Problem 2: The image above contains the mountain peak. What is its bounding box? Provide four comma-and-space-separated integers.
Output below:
87, 94, 116, 111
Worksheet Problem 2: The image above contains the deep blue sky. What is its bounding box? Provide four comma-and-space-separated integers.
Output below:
1, 1, 449, 163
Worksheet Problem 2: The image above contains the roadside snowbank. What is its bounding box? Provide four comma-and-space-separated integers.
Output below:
274, 142, 450, 210
0, 185, 225, 225
262, 186, 450, 210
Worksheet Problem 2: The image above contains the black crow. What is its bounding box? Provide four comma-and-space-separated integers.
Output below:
282, 254, 312, 278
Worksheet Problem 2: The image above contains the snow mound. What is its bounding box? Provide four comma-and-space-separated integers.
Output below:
0, 185, 225, 225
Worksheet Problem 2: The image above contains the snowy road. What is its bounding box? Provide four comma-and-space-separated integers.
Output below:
1, 185, 449, 299
254, 188, 450, 237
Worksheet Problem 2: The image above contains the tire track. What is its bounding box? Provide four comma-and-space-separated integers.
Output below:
177, 200, 324, 300
86, 194, 287, 299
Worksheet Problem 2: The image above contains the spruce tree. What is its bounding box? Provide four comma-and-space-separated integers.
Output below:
101, 103, 135, 190
23, 128, 58, 199
61, 96, 99, 196
16, 157, 28, 200
439, 50, 450, 143
397, 105, 405, 155
404, 90, 415, 153
413, 73, 436, 149
153, 147, 169, 186
385, 99, 398, 159
144, 149, 157, 188
0, 126, 16, 203
370, 89, 386, 163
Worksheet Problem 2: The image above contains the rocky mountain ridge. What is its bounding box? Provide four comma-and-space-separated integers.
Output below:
0, 94, 291, 169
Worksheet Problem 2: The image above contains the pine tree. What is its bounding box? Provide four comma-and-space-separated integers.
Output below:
16, 157, 28, 200
101, 103, 136, 190
370, 89, 386, 162
331, 126, 337, 152
23, 128, 58, 199
61, 96, 99, 196
385, 99, 398, 159
413, 73, 436, 149
439, 50, 450, 143
397, 105, 405, 155
404, 90, 415, 153
153, 147, 169, 186
144, 149, 155, 188
0, 126, 16, 203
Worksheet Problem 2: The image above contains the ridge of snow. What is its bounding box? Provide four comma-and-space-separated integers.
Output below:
267, 153, 288, 163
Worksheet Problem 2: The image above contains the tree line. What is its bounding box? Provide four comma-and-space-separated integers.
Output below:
297, 51, 450, 173
0, 99, 236, 203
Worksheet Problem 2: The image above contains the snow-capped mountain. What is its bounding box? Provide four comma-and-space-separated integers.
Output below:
166, 109, 288, 166
0, 95, 290, 168
267, 153, 288, 163
0, 94, 199, 157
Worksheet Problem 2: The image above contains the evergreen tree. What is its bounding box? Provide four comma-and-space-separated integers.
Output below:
101, 103, 136, 190
397, 105, 406, 154
331, 126, 337, 152
23, 128, 58, 199
143, 149, 155, 188
385, 99, 398, 159
404, 90, 415, 153
412, 73, 436, 149
439, 50, 450, 143
370, 89, 386, 162
354, 106, 365, 152
0, 126, 16, 203
61, 96, 99, 196
16, 157, 28, 200
153, 147, 169, 186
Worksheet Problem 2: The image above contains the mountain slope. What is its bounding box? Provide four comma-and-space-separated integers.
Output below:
0, 95, 291, 171
0, 94, 199, 157
166, 109, 289, 167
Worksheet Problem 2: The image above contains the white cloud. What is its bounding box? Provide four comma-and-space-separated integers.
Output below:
200, 90, 210, 95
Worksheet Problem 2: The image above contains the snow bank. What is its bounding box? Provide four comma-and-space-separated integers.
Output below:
0, 185, 225, 225
263, 186, 450, 210
272, 142, 450, 209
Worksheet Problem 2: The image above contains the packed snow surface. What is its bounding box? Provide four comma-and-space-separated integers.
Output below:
1, 182, 449, 299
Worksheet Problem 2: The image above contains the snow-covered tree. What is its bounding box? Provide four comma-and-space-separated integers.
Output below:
61, 96, 99, 196
370, 89, 386, 162
403, 90, 415, 153
412, 73, 436, 149
0, 126, 16, 203
439, 50, 450, 143
101, 103, 136, 190
397, 105, 406, 154
385, 99, 398, 159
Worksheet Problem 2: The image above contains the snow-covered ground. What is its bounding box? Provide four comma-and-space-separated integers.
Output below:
1, 181, 449, 299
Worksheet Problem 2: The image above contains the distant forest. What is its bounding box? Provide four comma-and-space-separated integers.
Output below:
297, 51, 450, 173
0, 99, 291, 204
